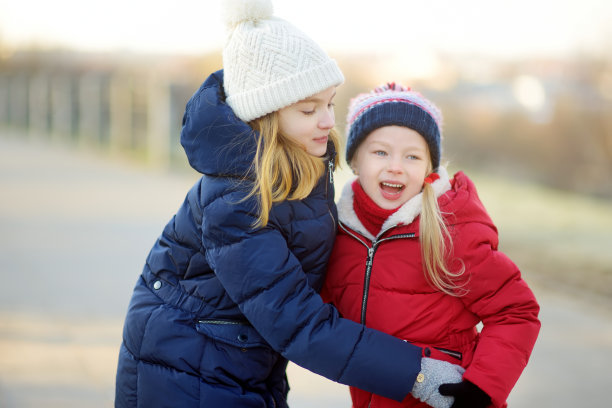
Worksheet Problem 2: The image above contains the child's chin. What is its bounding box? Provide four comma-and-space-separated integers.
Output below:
377, 197, 405, 210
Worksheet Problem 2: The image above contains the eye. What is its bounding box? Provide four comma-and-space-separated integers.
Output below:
374, 150, 387, 157
302, 110, 315, 116
328, 102, 336, 109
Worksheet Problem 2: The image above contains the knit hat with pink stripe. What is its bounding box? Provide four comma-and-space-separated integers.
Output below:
345, 83, 443, 170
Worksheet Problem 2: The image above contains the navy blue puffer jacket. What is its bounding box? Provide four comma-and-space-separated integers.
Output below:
115, 70, 423, 407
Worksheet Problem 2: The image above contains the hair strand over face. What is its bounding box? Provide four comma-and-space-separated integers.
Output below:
246, 112, 340, 227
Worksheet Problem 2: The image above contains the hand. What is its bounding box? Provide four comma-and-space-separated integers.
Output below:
411, 357, 465, 408
438, 380, 491, 408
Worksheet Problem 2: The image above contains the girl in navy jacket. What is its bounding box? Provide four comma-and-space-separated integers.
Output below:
115, 2, 464, 407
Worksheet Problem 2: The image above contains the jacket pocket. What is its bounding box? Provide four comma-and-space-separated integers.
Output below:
413, 341, 464, 366
195, 318, 268, 349
195, 318, 280, 387
433, 347, 463, 361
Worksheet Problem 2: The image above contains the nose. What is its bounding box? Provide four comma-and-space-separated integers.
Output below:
318, 109, 335, 130
386, 155, 403, 174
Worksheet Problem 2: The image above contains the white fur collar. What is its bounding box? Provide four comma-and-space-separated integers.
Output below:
337, 167, 452, 241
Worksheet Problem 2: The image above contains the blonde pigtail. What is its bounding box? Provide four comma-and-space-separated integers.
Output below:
420, 180, 466, 296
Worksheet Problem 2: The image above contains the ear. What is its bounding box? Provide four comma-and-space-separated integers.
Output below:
347, 159, 357, 175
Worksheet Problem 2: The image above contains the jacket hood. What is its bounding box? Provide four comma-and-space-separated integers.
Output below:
439, 170, 496, 230
180, 70, 257, 177
337, 168, 495, 240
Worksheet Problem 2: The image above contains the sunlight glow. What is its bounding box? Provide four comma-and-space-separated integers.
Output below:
0, 0, 610, 58
513, 76, 546, 112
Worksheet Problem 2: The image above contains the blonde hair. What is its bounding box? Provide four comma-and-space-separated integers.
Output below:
420, 162, 466, 296
248, 111, 340, 227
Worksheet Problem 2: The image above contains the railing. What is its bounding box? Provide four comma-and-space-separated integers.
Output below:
0, 62, 199, 168
2, 51, 611, 198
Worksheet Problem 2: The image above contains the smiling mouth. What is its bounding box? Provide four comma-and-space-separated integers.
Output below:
380, 182, 404, 194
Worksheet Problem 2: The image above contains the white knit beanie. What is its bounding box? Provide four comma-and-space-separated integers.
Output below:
222, 0, 345, 122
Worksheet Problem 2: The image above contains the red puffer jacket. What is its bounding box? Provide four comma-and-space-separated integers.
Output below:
322, 170, 540, 408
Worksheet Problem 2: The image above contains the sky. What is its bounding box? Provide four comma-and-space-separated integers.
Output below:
0, 0, 610, 59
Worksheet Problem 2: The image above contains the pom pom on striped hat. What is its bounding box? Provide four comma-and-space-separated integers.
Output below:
345, 82, 443, 170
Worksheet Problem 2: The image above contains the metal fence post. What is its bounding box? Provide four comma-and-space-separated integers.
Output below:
108, 73, 132, 154
28, 73, 50, 138
146, 74, 171, 167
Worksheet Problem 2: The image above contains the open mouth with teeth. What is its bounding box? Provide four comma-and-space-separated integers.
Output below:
380, 181, 405, 199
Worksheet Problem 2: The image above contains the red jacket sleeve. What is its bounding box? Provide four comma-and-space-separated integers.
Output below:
454, 222, 541, 408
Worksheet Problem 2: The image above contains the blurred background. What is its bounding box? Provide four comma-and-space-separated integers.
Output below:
0, 0, 611, 406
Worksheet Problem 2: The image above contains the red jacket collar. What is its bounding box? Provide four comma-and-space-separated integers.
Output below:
337, 169, 496, 241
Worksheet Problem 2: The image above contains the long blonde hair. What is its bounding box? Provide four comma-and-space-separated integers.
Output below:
420, 164, 466, 296
248, 111, 340, 227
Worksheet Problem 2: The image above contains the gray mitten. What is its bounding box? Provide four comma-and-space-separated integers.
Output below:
411, 357, 465, 408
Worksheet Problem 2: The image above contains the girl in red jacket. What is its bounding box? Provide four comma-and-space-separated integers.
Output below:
322, 83, 541, 408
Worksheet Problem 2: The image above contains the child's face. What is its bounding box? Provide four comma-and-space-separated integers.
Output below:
351, 126, 430, 210
277, 87, 336, 157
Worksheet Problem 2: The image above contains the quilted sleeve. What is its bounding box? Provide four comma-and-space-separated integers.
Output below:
202, 192, 423, 402
455, 223, 541, 408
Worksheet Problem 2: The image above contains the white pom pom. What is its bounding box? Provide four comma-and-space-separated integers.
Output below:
223, 0, 274, 29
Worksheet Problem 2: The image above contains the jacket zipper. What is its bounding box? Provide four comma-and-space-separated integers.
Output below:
326, 159, 336, 229
362, 246, 375, 323
339, 223, 371, 323
339, 223, 416, 325
197, 318, 251, 326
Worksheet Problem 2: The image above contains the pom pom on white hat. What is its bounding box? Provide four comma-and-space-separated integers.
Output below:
222, 0, 274, 29
222, 0, 344, 122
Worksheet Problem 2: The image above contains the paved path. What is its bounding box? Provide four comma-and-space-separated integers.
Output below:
0, 135, 611, 407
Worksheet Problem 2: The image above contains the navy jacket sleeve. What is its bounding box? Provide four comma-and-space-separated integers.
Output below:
202, 191, 423, 402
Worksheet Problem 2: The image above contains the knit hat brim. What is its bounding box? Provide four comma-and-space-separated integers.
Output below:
226, 59, 344, 122
346, 102, 441, 170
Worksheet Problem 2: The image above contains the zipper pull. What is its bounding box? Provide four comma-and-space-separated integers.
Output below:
328, 160, 334, 184
366, 247, 374, 265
